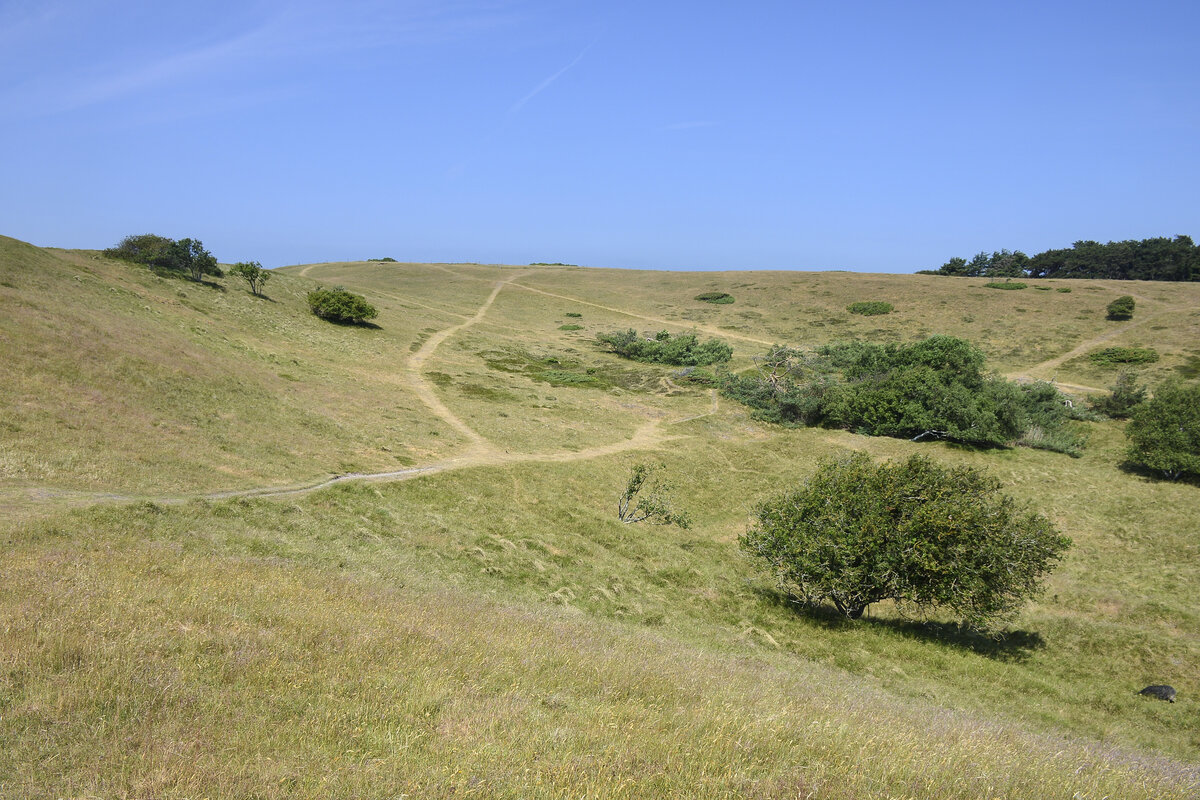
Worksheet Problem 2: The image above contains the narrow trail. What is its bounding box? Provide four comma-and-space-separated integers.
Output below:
1005, 304, 1185, 393
7, 269, 705, 513
508, 281, 776, 347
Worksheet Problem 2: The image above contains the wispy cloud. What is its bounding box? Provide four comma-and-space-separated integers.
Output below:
0, 0, 518, 120
507, 37, 596, 116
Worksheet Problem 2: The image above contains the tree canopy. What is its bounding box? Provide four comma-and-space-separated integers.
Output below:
920, 236, 1199, 281
741, 452, 1070, 630
104, 233, 222, 282
307, 287, 378, 324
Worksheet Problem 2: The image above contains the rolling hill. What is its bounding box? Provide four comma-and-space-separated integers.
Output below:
2, 234, 1199, 797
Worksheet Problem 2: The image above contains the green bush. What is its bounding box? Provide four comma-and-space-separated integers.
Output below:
846, 301, 894, 316
741, 452, 1070, 630
984, 281, 1027, 290
1106, 295, 1135, 320
104, 234, 222, 282
719, 336, 1085, 453
1125, 380, 1200, 480
597, 329, 732, 366
1056, 287, 1072, 293
1089, 371, 1148, 419
306, 287, 378, 324
564, 312, 583, 318
1088, 347, 1159, 367
695, 292, 734, 304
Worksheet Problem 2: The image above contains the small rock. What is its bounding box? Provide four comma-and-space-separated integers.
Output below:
1138, 684, 1176, 702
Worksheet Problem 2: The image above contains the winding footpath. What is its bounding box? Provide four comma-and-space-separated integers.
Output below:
6, 271, 717, 513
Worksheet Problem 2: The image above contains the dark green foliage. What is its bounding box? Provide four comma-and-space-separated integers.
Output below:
695, 292, 735, 304
1125, 380, 1200, 480
926, 236, 1199, 281
1106, 295, 1135, 320
104, 234, 222, 282
104, 233, 174, 265
1089, 371, 1148, 419
597, 329, 733, 366
1089, 347, 1158, 367
367, 257, 397, 262
306, 287, 378, 324
720, 336, 1083, 453
229, 261, 270, 296
564, 312, 583, 318
617, 462, 691, 528
984, 281, 1027, 290
741, 453, 1070, 630
846, 301, 894, 315
1056, 287, 1072, 293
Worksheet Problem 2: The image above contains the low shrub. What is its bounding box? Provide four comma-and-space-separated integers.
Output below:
598, 329, 733, 366
846, 301, 894, 316
1088, 347, 1159, 368
1106, 295, 1135, 320
1056, 287, 1072, 293
307, 287, 378, 324
984, 281, 1027, 290
695, 292, 734, 304
564, 312, 583, 318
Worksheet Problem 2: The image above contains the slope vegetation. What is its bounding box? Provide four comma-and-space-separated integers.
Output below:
2, 236, 1199, 797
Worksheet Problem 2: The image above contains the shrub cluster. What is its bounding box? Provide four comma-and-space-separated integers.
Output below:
984, 281, 1027, 290
695, 292, 734, 304
846, 301, 893, 316
721, 336, 1087, 454
1088, 347, 1158, 367
104, 233, 222, 282
1089, 371, 1148, 418
306, 287, 378, 324
597, 329, 732, 366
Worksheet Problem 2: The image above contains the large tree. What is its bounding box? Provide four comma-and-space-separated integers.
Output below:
741, 452, 1070, 630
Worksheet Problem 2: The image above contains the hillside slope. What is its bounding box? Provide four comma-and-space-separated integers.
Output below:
3, 236, 1200, 797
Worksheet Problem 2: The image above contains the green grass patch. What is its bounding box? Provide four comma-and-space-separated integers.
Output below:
558, 324, 583, 331
694, 291, 734, 304
984, 281, 1027, 290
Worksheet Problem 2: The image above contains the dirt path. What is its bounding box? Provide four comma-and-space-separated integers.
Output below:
507, 281, 777, 347
1005, 305, 1182, 394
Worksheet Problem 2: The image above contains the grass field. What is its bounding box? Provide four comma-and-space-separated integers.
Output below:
2, 234, 1199, 797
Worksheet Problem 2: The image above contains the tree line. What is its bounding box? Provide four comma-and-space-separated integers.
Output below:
920, 235, 1198, 281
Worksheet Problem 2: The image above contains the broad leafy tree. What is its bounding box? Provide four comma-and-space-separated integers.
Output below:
741, 453, 1070, 630
1126, 380, 1200, 480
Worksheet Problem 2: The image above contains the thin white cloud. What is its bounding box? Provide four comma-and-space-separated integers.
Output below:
507, 39, 594, 115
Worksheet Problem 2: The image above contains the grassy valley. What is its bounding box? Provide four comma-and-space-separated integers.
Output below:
2, 235, 1200, 797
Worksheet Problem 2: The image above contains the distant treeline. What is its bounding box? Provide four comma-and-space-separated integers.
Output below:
920, 235, 1198, 281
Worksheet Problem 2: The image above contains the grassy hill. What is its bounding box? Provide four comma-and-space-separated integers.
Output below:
2, 235, 1199, 797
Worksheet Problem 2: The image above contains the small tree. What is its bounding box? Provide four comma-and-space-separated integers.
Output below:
307, 287, 378, 324
229, 261, 270, 296
1089, 370, 1148, 419
165, 238, 221, 282
617, 462, 691, 528
741, 452, 1069, 630
1106, 295, 1135, 320
1125, 380, 1200, 480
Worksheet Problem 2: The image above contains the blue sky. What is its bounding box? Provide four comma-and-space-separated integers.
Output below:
2, 0, 1197, 272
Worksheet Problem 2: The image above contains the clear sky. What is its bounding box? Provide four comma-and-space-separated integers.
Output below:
2, 0, 1197, 272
